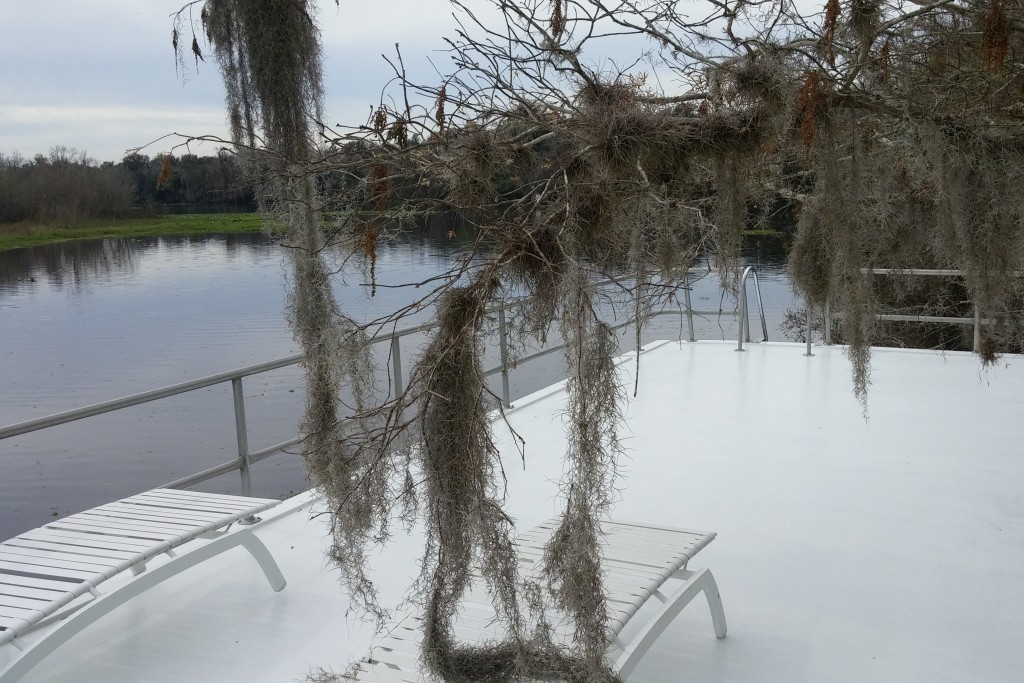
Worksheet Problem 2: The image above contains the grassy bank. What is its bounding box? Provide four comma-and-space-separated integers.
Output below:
0, 213, 265, 252
0, 214, 789, 253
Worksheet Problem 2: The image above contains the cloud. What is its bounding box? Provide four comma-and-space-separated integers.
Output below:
319, 0, 461, 51
0, 0, 707, 162
0, 105, 218, 126
0, 105, 230, 161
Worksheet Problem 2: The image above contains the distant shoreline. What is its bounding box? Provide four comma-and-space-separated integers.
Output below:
0, 213, 265, 252
0, 213, 789, 253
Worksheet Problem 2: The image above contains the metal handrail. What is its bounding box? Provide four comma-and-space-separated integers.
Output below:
811, 268, 1006, 353
736, 266, 769, 352
0, 353, 303, 441
1, 270, 765, 495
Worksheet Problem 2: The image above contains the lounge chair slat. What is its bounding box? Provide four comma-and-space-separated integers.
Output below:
602, 528, 708, 548
144, 488, 278, 506
0, 547, 130, 574
598, 550, 682, 570
97, 503, 225, 524
4, 539, 142, 563
78, 507, 215, 527
0, 596, 51, 612
517, 536, 697, 569
41, 520, 189, 544
0, 584, 66, 602
0, 605, 46, 621
520, 523, 714, 555
515, 547, 673, 582
124, 496, 252, 516
602, 533, 705, 555
516, 546, 671, 580
375, 635, 423, 652
0, 615, 32, 630
606, 519, 715, 537
603, 534, 698, 555
529, 519, 713, 539
0, 553, 113, 581
0, 574, 86, 593
369, 646, 420, 670
354, 661, 421, 682
131, 490, 269, 513
55, 513, 202, 535
70, 513, 210, 536
126, 499, 252, 517
0, 560, 96, 582
18, 529, 156, 553
0, 547, 120, 570
603, 576, 659, 598
602, 536, 706, 559
601, 559, 673, 580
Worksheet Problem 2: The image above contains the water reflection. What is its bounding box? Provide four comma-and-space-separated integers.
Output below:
0, 239, 137, 289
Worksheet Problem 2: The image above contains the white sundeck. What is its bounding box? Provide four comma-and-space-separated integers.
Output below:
2, 339, 1023, 682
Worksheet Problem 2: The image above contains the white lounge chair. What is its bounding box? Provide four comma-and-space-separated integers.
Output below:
0, 488, 286, 682
352, 518, 727, 681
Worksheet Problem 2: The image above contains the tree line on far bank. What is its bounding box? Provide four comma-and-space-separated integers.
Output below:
0, 147, 255, 224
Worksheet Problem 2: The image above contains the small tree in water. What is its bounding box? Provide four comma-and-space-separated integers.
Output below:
175, 0, 1024, 679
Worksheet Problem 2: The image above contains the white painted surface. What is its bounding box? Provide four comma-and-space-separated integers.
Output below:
4, 341, 1023, 682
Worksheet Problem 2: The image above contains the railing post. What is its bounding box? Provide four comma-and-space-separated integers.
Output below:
743, 293, 752, 343
736, 282, 748, 352
750, 270, 768, 342
391, 336, 404, 397
497, 306, 511, 408
824, 299, 832, 345
232, 377, 259, 524
683, 272, 696, 342
973, 303, 981, 353
804, 303, 814, 356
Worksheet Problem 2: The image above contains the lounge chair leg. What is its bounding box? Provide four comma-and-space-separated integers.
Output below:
237, 531, 287, 592
700, 568, 728, 639
613, 567, 727, 681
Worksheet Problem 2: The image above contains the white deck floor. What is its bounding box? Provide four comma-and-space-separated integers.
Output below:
5, 340, 1024, 682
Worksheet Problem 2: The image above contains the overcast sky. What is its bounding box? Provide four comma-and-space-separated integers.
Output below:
1, 1, 756, 164
0, 0, 465, 162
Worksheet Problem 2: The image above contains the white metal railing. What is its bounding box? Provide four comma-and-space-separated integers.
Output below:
807, 268, 1000, 353
0, 269, 768, 497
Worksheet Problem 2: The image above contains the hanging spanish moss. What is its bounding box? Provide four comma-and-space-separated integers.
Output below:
186, 0, 396, 624
411, 277, 530, 680
926, 126, 1024, 363
712, 153, 746, 294
543, 261, 623, 676
790, 117, 875, 407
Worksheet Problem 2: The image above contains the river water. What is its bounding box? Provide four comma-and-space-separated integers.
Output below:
0, 229, 796, 540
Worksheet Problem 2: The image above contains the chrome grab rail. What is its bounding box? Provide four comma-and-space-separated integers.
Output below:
736, 266, 769, 352
1, 269, 766, 495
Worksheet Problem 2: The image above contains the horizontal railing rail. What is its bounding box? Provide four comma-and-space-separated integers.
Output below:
2, 269, 766, 497
0, 354, 304, 441
807, 268, 1004, 354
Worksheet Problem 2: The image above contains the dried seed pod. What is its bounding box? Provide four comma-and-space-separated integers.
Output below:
156, 155, 173, 190
981, 1, 1010, 72
435, 86, 447, 134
